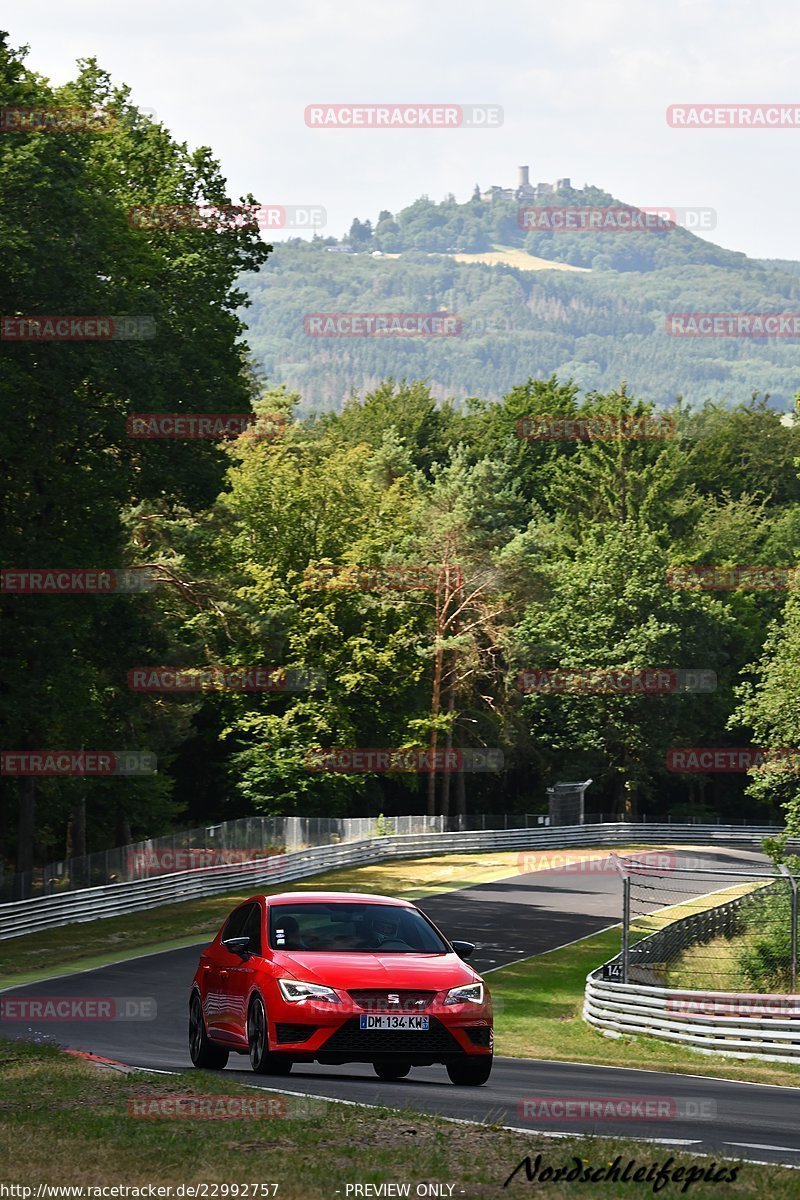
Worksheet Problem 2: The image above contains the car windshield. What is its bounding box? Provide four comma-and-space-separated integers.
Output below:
269, 902, 449, 953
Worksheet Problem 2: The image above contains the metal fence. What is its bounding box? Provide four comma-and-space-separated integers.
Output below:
1, 820, 793, 942
2, 810, 780, 901
585, 857, 800, 1064
612, 857, 800, 992
1, 811, 558, 901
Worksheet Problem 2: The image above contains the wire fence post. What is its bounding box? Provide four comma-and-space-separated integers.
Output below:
610, 853, 630, 983
622, 874, 631, 983
779, 865, 798, 991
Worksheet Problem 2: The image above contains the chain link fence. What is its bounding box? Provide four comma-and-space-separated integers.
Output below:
610, 855, 799, 993
1, 810, 557, 901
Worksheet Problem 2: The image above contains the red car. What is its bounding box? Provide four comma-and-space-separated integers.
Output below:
189, 891, 493, 1085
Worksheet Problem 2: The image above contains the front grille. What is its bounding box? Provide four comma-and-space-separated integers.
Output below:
348, 989, 436, 1013
465, 1025, 492, 1047
275, 1023, 317, 1044
321, 1016, 461, 1055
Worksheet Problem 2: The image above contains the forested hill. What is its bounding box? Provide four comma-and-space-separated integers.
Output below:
241, 188, 800, 414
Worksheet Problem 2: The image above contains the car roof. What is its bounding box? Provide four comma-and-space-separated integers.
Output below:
261, 891, 414, 907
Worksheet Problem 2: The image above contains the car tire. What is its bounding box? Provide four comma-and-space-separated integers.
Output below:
247, 995, 293, 1075
373, 1061, 411, 1081
189, 992, 229, 1070
446, 1056, 493, 1086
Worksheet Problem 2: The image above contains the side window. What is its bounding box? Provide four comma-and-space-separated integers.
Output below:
241, 903, 263, 956
221, 904, 250, 944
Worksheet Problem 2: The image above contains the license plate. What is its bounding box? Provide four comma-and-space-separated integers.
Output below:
359, 1015, 429, 1031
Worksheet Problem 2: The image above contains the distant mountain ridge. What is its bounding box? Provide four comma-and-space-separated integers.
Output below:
240, 185, 800, 413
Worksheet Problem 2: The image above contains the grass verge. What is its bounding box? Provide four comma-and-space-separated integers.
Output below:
0, 845, 657, 987
489, 927, 800, 1088
665, 935, 753, 991
0, 1039, 791, 1198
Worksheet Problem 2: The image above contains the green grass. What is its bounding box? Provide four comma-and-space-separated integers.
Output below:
489, 928, 800, 1088
0, 1039, 793, 1198
664, 934, 753, 991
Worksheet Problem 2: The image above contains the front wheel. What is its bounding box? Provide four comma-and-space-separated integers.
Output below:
248, 996, 293, 1075
373, 1061, 411, 1081
446, 1056, 493, 1086
189, 992, 229, 1070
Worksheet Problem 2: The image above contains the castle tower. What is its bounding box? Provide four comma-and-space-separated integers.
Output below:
517, 165, 530, 189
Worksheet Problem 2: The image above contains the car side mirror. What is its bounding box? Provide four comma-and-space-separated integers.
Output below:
222, 936, 251, 958
451, 940, 475, 959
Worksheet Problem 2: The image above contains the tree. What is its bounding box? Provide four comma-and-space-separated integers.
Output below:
414, 449, 529, 816
731, 593, 800, 827
197, 421, 431, 814
347, 218, 373, 246
543, 387, 695, 538
731, 394, 800, 828
513, 525, 736, 817
0, 35, 269, 879
682, 397, 800, 505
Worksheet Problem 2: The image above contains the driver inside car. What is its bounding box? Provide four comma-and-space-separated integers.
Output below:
364, 913, 409, 947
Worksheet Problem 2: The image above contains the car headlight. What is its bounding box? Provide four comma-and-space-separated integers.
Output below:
278, 979, 341, 1004
443, 982, 484, 1006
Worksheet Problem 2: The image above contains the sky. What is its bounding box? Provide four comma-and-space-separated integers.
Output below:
6, 0, 800, 260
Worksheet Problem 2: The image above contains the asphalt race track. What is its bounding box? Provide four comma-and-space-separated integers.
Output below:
3, 845, 800, 1167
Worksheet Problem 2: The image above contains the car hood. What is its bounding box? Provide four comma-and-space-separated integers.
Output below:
272, 950, 480, 991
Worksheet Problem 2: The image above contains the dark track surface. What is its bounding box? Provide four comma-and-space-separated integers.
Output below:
4, 845, 800, 1167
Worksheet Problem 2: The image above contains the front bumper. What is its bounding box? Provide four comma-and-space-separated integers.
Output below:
267, 995, 493, 1063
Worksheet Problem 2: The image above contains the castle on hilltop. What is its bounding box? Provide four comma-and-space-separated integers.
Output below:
480, 166, 572, 203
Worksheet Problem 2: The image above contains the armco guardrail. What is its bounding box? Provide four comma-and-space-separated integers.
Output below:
0, 821, 788, 941
584, 875, 800, 1064
584, 974, 800, 1064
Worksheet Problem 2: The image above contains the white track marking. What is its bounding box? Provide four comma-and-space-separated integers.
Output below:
725, 1142, 800, 1153
483, 924, 619, 972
